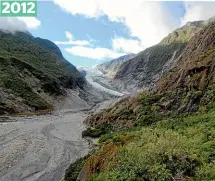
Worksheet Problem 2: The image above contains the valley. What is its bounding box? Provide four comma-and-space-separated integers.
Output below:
0, 88, 123, 181
64, 20, 215, 181
0, 31, 125, 181
0, 12, 215, 181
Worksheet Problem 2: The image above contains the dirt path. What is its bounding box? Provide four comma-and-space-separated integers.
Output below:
0, 112, 91, 181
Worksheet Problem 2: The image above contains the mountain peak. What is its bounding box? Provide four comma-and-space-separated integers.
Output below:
184, 20, 204, 28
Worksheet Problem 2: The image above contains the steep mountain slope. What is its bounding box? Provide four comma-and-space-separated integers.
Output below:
113, 21, 204, 92
158, 22, 215, 92
96, 54, 135, 78
0, 31, 85, 115
155, 22, 215, 113
65, 22, 215, 181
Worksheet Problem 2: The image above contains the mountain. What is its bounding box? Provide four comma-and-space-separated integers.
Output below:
65, 22, 215, 181
0, 31, 85, 115
85, 21, 215, 134
206, 15, 215, 24
113, 21, 205, 92
157, 21, 215, 112
79, 69, 87, 77
96, 53, 135, 78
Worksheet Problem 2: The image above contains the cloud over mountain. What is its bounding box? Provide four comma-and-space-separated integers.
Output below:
0, 17, 40, 33
181, 2, 215, 26
54, 0, 215, 51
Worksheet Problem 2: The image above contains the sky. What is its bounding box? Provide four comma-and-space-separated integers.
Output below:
0, 1, 215, 67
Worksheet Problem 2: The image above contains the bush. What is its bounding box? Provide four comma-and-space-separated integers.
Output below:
82, 125, 112, 138
88, 110, 215, 181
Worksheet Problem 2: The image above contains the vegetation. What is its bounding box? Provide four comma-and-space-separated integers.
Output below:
160, 21, 204, 45
66, 104, 215, 181
65, 22, 215, 181
0, 31, 85, 114
82, 125, 112, 138
65, 156, 89, 181
65, 85, 215, 181
90, 110, 215, 181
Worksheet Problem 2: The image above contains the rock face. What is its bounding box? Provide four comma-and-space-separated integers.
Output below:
96, 54, 135, 78
0, 31, 85, 115
158, 22, 215, 92
157, 22, 215, 112
112, 21, 205, 92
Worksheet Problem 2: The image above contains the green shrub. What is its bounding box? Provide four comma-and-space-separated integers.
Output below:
82, 125, 112, 138
89, 110, 215, 181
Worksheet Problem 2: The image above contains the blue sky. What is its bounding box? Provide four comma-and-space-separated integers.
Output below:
20, 1, 215, 67
30, 1, 130, 67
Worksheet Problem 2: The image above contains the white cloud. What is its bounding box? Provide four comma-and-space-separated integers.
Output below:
0, 17, 27, 32
18, 17, 41, 29
99, 0, 176, 48
66, 31, 73, 40
112, 37, 143, 54
54, 1, 215, 60
181, 2, 215, 26
53, 0, 100, 18
0, 17, 41, 33
55, 31, 90, 46
66, 46, 125, 60
60, 34, 139, 59
53, 0, 177, 49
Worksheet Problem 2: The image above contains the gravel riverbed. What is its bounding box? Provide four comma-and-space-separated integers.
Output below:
0, 73, 125, 181
0, 112, 91, 181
